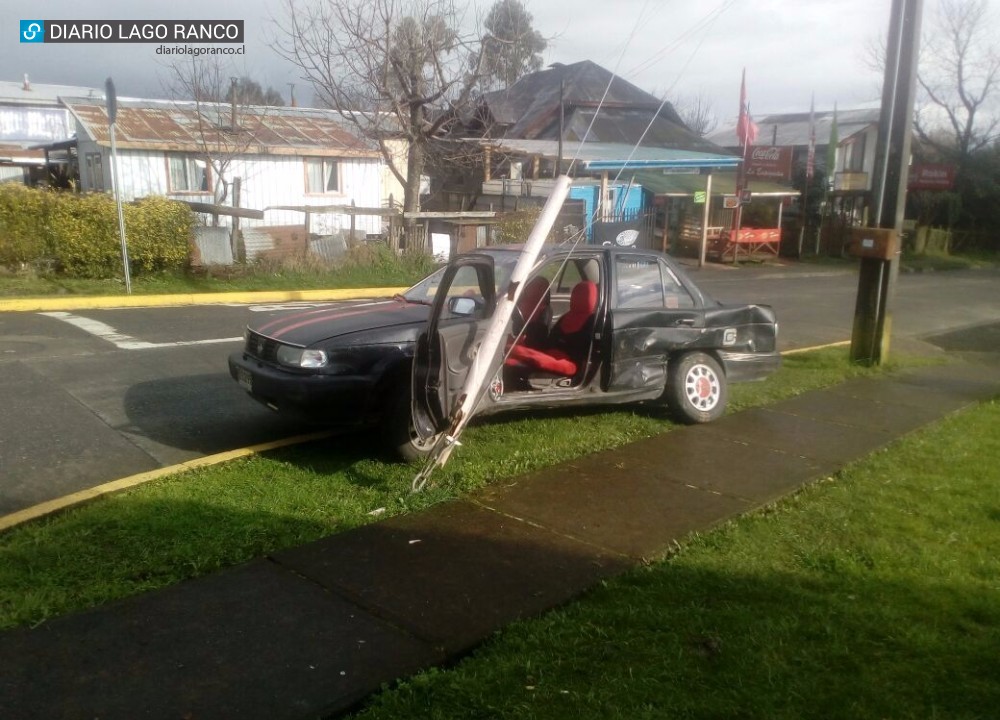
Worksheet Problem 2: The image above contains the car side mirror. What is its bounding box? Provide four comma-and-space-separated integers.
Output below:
449, 296, 479, 317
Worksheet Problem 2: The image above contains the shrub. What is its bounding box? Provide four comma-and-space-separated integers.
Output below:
494, 207, 542, 245
48, 192, 123, 277
0, 184, 55, 267
122, 196, 193, 274
0, 186, 193, 277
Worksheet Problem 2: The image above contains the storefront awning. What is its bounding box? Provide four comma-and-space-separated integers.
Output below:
629, 170, 798, 198
481, 139, 741, 171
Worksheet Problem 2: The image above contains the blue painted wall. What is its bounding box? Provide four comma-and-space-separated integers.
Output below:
569, 182, 649, 240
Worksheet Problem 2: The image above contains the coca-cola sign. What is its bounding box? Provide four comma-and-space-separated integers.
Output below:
746, 145, 793, 182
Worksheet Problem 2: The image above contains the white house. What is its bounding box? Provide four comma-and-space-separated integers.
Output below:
0, 76, 99, 184
62, 98, 392, 237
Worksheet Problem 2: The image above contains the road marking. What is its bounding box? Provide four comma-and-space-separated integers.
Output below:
41, 311, 241, 350
246, 302, 335, 312
0, 430, 337, 533
0, 287, 409, 313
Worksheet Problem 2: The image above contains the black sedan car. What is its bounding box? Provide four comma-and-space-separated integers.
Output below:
229, 245, 779, 460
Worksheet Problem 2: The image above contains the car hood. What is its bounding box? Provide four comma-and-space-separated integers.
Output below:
249, 297, 431, 347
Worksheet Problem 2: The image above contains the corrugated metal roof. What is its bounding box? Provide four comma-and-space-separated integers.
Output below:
631, 170, 798, 197
482, 139, 740, 170
63, 99, 380, 158
707, 107, 880, 148
0, 79, 102, 106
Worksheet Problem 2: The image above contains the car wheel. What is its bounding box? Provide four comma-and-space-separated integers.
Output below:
667, 352, 727, 423
385, 383, 439, 462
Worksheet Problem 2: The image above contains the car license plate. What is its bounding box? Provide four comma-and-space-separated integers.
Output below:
236, 367, 253, 392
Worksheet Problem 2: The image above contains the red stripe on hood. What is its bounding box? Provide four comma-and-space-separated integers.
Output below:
256, 301, 393, 336
256, 307, 340, 335
268, 302, 403, 340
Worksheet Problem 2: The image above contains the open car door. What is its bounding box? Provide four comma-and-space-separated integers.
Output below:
411, 255, 498, 440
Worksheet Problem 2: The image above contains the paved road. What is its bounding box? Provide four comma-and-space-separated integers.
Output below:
2, 265, 998, 516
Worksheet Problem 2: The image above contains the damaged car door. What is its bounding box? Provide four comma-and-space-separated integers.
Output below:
607, 254, 704, 395
411, 255, 499, 440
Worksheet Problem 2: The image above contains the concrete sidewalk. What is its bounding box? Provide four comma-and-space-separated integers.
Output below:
1, 357, 998, 720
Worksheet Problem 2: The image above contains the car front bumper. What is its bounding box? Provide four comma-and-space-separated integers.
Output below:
228, 351, 378, 424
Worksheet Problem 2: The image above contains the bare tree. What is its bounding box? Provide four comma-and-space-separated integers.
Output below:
672, 92, 718, 137
915, 0, 1000, 157
271, 0, 491, 217
161, 57, 273, 209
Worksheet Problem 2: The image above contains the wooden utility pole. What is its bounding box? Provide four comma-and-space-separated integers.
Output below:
849, 0, 923, 365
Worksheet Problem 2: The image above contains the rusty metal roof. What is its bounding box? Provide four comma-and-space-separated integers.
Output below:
62, 99, 379, 158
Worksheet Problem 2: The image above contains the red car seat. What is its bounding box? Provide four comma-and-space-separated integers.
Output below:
506, 280, 598, 379
512, 276, 552, 349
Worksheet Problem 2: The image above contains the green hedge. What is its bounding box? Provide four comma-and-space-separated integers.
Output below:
0, 185, 193, 277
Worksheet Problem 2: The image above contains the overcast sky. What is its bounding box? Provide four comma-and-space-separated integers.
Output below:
1, 0, 991, 127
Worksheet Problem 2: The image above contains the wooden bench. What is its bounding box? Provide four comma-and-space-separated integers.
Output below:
710, 227, 781, 262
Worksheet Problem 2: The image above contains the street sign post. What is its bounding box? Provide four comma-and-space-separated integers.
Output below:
106, 77, 132, 295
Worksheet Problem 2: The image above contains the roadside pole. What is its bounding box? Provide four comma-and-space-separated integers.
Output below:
106, 77, 132, 295
848, 0, 922, 365
698, 172, 712, 268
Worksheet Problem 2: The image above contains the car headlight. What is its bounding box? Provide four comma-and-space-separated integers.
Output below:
276, 345, 329, 368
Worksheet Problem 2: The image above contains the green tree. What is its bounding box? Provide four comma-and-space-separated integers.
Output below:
476, 0, 547, 90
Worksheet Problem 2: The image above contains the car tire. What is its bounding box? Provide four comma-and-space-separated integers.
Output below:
666, 352, 727, 423
385, 383, 439, 462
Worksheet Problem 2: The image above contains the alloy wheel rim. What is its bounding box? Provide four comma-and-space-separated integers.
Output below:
684, 363, 720, 411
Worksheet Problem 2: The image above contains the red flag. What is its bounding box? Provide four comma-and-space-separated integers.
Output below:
806, 94, 816, 180
736, 68, 759, 150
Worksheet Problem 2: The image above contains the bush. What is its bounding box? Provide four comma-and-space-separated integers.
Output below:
122, 196, 193, 275
0, 186, 193, 277
494, 207, 542, 245
0, 184, 54, 267
48, 192, 124, 277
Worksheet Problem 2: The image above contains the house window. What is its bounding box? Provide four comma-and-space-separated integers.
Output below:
845, 134, 866, 172
305, 158, 340, 194
84, 153, 104, 190
168, 155, 209, 193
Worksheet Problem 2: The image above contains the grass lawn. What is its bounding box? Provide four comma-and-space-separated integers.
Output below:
0, 248, 436, 298
2, 251, 995, 299
1, 348, 993, 718
0, 348, 898, 631
352, 399, 1000, 720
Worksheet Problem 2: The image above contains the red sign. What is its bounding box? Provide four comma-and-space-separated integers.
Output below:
908, 164, 957, 191
745, 146, 793, 182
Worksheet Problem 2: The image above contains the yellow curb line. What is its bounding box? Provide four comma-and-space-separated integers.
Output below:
0, 287, 410, 313
0, 430, 335, 533
781, 340, 851, 355
0, 341, 851, 534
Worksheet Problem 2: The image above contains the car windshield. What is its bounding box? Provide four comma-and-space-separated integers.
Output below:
401, 249, 523, 304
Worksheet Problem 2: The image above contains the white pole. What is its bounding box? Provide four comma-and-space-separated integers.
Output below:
412, 175, 573, 490
108, 123, 132, 295
699, 172, 713, 268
